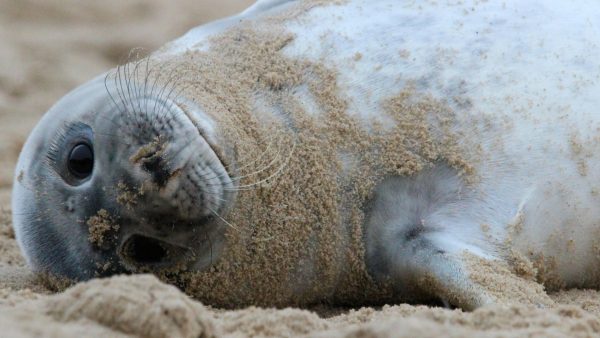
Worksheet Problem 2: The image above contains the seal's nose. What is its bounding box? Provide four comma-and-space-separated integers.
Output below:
130, 138, 181, 188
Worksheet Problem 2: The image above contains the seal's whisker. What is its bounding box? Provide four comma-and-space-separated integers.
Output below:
140, 55, 153, 115
105, 48, 183, 141
129, 50, 148, 119
205, 131, 291, 186
229, 139, 285, 182
123, 55, 135, 114
207, 206, 240, 232
111, 65, 130, 116
201, 132, 283, 183
206, 232, 213, 267
104, 72, 123, 117
123, 60, 146, 133
163, 65, 188, 102
149, 63, 170, 117
227, 133, 281, 173
165, 83, 191, 117
207, 143, 283, 187
115, 63, 137, 127
136, 54, 174, 133
154, 66, 184, 122
145, 60, 166, 117
119, 60, 134, 114
104, 72, 123, 118
112, 51, 158, 138
140, 53, 161, 125
152, 67, 178, 122
224, 138, 296, 191
124, 50, 147, 119
146, 64, 183, 137
158, 81, 187, 125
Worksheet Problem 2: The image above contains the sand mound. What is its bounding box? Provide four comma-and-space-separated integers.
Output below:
45, 275, 216, 338
1, 275, 216, 338
329, 303, 600, 338
2, 273, 600, 337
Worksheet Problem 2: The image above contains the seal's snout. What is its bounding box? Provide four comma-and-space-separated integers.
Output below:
67, 93, 233, 277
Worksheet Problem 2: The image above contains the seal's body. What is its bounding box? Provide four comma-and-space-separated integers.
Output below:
12, 0, 600, 309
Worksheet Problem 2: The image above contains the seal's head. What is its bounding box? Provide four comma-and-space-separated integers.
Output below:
12, 67, 235, 281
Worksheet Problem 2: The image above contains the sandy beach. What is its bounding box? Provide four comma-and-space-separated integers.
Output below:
2, 1, 600, 337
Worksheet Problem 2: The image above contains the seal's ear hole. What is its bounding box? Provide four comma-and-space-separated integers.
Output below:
68, 143, 94, 178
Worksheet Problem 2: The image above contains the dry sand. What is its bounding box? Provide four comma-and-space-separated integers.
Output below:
2, 1, 600, 337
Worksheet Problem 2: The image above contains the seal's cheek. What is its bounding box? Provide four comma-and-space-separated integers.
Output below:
17, 200, 98, 281
19, 175, 127, 281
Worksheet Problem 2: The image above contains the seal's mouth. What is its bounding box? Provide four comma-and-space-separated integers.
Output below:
119, 234, 193, 271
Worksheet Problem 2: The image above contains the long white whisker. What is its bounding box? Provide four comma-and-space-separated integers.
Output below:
202, 131, 284, 183
207, 206, 240, 232
224, 138, 296, 191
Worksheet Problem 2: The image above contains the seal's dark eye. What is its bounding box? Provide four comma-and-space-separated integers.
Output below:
68, 143, 94, 178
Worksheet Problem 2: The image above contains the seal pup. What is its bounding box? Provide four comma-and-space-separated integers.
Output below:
11, 0, 600, 309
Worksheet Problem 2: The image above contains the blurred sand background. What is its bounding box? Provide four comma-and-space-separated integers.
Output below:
1, 1, 600, 337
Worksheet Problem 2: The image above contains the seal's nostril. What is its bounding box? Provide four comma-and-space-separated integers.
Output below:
122, 235, 168, 265
140, 155, 172, 187
119, 234, 192, 271
130, 137, 175, 187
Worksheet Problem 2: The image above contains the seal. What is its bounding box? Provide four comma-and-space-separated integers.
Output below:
12, 0, 600, 309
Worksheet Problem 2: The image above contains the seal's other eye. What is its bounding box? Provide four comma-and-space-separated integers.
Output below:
68, 143, 94, 178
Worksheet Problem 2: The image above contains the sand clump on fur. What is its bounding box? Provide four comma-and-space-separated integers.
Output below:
86, 209, 120, 247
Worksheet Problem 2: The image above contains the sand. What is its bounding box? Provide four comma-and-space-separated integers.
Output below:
2, 1, 600, 337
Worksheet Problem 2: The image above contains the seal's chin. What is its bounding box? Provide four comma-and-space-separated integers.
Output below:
119, 234, 194, 272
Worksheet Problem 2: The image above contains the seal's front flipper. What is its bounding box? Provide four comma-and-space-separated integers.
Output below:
364, 166, 556, 309
367, 224, 495, 309
364, 167, 497, 309
401, 246, 496, 310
